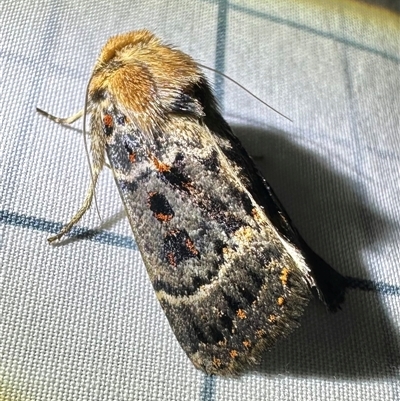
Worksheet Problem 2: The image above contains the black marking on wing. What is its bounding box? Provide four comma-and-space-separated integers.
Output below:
123, 134, 140, 155
200, 197, 244, 235
240, 269, 266, 305
153, 269, 217, 297
201, 150, 220, 172
189, 320, 224, 347
238, 286, 257, 306
153, 154, 192, 192
192, 321, 209, 345
119, 180, 138, 193
148, 192, 174, 222
239, 190, 254, 216
214, 239, 227, 262
219, 313, 234, 333
163, 229, 200, 267
160, 166, 192, 192
172, 152, 186, 171
116, 114, 126, 125
221, 291, 242, 312
107, 132, 142, 172
207, 325, 225, 344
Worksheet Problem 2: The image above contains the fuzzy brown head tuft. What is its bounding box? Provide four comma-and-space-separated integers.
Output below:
88, 30, 203, 134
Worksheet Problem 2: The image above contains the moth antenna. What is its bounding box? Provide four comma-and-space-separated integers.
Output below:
82, 80, 102, 223
197, 63, 292, 122
36, 108, 84, 124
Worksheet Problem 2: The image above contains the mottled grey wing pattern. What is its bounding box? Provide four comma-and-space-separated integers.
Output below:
104, 105, 312, 374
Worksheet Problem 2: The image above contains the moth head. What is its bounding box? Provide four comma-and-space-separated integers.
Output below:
88, 30, 206, 135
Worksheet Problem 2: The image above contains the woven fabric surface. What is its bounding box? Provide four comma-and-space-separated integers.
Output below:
1, 1, 399, 400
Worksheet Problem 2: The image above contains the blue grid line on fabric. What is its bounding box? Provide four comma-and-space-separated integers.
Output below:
200, 375, 216, 401
340, 42, 380, 278
346, 276, 400, 296
200, 0, 400, 63
1, 209, 399, 296
0, 209, 136, 250
214, 0, 229, 107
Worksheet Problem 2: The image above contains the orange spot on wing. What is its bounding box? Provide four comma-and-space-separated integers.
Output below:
256, 329, 266, 338
212, 357, 222, 368
217, 337, 227, 346
251, 207, 263, 224
277, 296, 285, 306
229, 350, 238, 359
166, 252, 177, 267
103, 114, 113, 127
185, 238, 199, 256
150, 155, 171, 172
234, 226, 254, 242
182, 181, 194, 191
280, 267, 290, 286
236, 309, 247, 319
155, 212, 173, 222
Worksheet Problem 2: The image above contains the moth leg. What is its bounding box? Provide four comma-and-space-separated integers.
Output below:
48, 169, 100, 243
36, 108, 84, 124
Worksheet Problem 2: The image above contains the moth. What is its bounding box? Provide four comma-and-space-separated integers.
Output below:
37, 30, 346, 375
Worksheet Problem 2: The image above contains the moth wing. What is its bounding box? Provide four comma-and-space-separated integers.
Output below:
98, 100, 307, 375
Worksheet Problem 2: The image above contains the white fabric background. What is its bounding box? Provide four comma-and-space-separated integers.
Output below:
1, 0, 399, 400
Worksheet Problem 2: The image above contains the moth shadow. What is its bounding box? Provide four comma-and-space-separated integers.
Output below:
357, 0, 400, 14
231, 124, 399, 379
